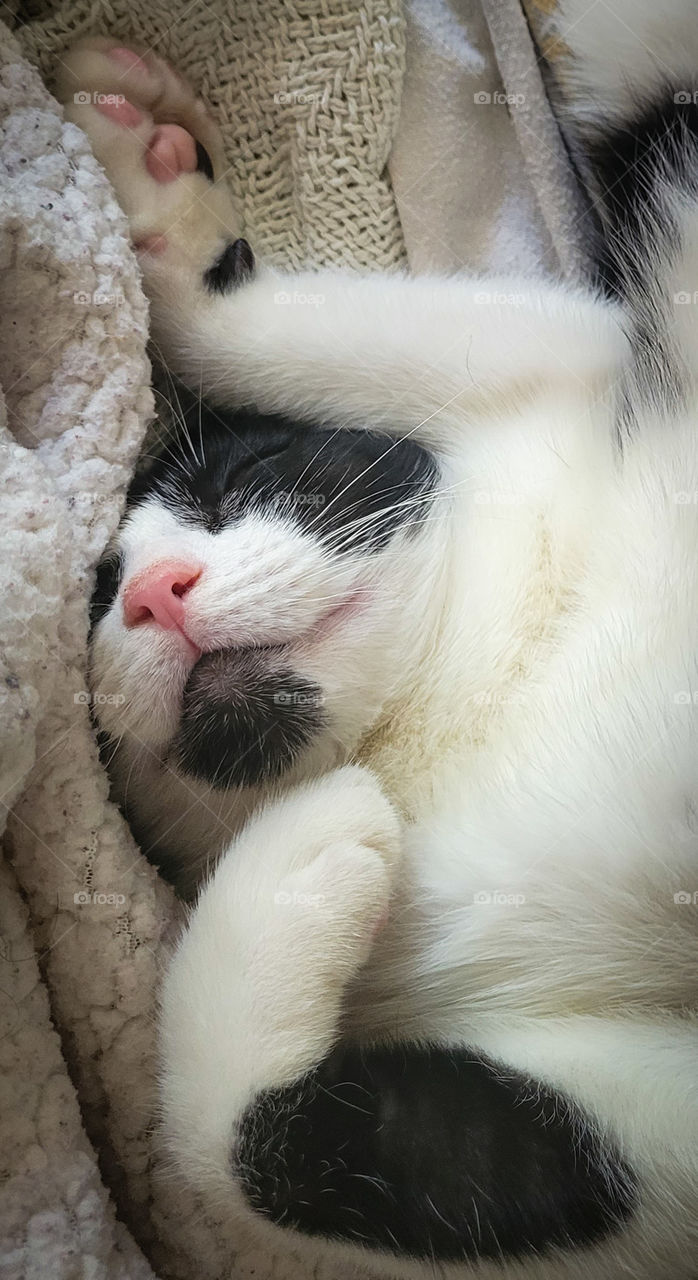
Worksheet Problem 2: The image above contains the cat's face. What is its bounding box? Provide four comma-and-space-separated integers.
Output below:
89, 401, 439, 871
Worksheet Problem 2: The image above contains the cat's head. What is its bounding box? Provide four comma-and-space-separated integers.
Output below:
89, 397, 440, 879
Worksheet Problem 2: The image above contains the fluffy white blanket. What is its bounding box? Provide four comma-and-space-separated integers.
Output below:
0, 2, 584, 1276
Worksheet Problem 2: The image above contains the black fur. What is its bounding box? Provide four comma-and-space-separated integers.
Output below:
194, 140, 215, 182
235, 1042, 636, 1263
90, 549, 124, 629
586, 91, 698, 296
127, 394, 437, 553
204, 238, 255, 295
172, 648, 325, 788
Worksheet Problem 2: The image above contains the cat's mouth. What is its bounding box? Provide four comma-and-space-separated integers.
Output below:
164, 586, 368, 669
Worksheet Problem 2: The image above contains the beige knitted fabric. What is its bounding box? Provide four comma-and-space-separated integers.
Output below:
17, 0, 408, 271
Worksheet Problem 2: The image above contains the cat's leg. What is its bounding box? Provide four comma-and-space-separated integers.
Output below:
56, 40, 627, 451
159, 763, 402, 1195
159, 765, 636, 1270
55, 39, 242, 288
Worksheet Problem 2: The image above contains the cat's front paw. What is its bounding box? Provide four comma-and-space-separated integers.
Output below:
244, 765, 403, 981
182, 764, 403, 1004
160, 765, 403, 1118
55, 38, 252, 290
159, 767, 403, 1181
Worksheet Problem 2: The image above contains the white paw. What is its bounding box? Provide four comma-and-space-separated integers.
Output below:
56, 36, 225, 171
258, 764, 402, 879
188, 765, 403, 995
238, 766, 403, 972
55, 38, 241, 266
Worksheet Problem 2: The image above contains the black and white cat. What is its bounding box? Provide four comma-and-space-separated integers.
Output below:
58, 3, 698, 1276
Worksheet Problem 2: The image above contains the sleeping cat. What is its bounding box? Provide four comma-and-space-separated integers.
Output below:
58, 2, 698, 1276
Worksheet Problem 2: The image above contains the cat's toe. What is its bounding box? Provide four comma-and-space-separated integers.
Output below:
144, 124, 199, 183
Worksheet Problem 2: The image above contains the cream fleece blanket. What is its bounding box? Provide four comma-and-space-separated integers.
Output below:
0, 3, 586, 1277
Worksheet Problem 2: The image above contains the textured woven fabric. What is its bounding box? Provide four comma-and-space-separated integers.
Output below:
17, 0, 408, 271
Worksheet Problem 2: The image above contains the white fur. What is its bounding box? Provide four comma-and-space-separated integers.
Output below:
59, 9, 698, 1276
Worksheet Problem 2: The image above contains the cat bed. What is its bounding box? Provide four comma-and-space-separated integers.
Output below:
0, 2, 588, 1277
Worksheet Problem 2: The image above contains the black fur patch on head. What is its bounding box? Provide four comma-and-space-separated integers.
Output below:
171, 647, 325, 789
204, 239, 255, 295
128, 393, 437, 554
235, 1042, 636, 1263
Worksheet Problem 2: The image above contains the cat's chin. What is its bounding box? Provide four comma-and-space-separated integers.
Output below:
169, 646, 327, 790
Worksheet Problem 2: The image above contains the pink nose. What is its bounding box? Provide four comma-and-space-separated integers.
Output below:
122, 561, 202, 631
